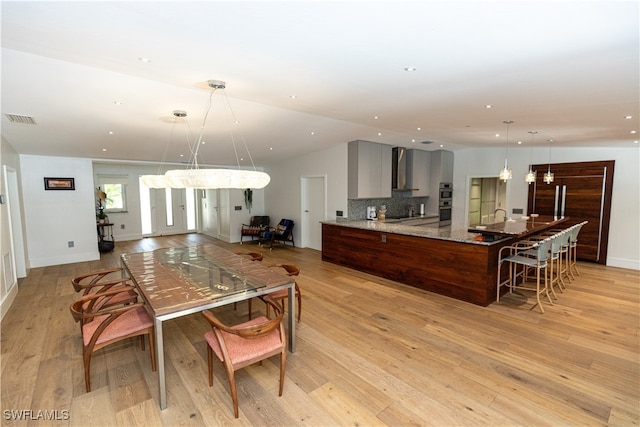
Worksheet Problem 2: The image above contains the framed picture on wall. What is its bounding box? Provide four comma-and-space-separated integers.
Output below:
44, 177, 75, 190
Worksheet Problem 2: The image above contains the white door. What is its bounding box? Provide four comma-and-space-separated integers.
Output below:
2, 166, 25, 289
153, 188, 190, 235
201, 189, 220, 239
301, 176, 326, 250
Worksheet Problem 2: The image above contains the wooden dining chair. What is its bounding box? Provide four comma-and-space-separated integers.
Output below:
72, 267, 138, 307
265, 264, 302, 322
234, 252, 263, 319
202, 297, 286, 418
70, 286, 156, 392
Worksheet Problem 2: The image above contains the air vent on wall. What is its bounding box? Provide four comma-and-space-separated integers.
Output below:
5, 114, 37, 125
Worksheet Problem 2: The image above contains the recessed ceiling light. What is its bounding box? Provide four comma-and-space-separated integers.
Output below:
411, 139, 416, 143
495, 133, 500, 137
485, 105, 493, 109
138, 57, 151, 63
102, 148, 107, 152
269, 147, 273, 151
378, 132, 382, 136
416, 127, 421, 131
517, 140, 522, 145
630, 130, 637, 134
634, 140, 639, 144
108, 131, 114, 135
310, 131, 315, 135
439, 144, 444, 148
624, 115, 633, 119
289, 95, 296, 99
373, 116, 379, 120
404, 67, 416, 72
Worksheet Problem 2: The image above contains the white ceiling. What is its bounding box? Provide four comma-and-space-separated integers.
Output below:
1, 1, 638, 168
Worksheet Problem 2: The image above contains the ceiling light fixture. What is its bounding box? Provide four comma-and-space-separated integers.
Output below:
140, 110, 188, 188
141, 80, 270, 189
525, 131, 538, 184
499, 120, 513, 182
543, 139, 554, 184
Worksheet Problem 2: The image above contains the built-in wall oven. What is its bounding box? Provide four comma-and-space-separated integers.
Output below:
439, 182, 453, 200
439, 183, 452, 226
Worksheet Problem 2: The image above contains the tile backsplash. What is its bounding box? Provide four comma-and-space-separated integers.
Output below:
348, 195, 430, 220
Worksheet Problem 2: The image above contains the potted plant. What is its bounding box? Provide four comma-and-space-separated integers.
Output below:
96, 187, 108, 223
243, 188, 253, 212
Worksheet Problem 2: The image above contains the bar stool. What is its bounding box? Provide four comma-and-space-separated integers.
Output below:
497, 237, 553, 313
568, 221, 587, 280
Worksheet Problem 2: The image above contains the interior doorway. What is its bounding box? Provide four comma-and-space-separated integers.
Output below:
468, 177, 507, 226
301, 176, 326, 250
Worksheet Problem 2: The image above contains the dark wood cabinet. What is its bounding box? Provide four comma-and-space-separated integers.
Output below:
527, 160, 614, 264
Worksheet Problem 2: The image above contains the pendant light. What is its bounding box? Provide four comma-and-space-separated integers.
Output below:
140, 110, 188, 189
525, 130, 537, 184
499, 120, 513, 182
543, 138, 554, 184
142, 80, 270, 190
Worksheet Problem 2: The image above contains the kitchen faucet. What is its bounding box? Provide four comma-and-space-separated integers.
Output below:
494, 208, 507, 222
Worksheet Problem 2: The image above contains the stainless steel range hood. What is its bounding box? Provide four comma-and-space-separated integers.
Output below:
392, 147, 418, 191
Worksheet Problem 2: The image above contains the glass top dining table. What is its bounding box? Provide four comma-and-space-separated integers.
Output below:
120, 244, 296, 410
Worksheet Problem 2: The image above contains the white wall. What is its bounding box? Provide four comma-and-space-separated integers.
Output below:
20, 155, 99, 268
453, 146, 640, 269
263, 143, 348, 249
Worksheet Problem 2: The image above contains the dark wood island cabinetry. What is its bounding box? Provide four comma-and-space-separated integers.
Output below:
322, 216, 565, 306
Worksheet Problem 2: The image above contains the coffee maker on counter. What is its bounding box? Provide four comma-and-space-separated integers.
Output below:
366, 206, 377, 220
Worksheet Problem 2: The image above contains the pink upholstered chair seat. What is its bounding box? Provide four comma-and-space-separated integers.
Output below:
202, 297, 286, 418
204, 316, 282, 365
82, 305, 153, 346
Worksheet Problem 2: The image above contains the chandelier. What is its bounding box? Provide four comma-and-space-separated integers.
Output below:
543, 139, 554, 184
141, 80, 270, 189
498, 120, 513, 182
525, 131, 537, 184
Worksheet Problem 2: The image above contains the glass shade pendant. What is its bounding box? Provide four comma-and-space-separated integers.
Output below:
525, 167, 536, 184
525, 130, 538, 184
499, 159, 512, 182
499, 120, 513, 182
544, 138, 554, 184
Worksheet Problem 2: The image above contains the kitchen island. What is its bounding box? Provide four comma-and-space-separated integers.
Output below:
321, 216, 565, 306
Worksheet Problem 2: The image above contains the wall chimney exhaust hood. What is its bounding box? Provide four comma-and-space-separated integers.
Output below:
392, 147, 419, 191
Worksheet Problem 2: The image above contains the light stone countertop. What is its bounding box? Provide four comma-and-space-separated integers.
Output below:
322, 218, 511, 246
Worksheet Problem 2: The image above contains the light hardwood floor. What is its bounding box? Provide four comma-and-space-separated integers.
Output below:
1, 233, 638, 426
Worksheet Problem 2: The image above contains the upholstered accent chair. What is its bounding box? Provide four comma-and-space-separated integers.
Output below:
260, 219, 295, 250
70, 286, 156, 392
202, 296, 286, 418
240, 216, 270, 244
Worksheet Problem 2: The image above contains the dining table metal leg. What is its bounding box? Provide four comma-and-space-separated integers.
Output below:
287, 284, 296, 352
155, 318, 167, 410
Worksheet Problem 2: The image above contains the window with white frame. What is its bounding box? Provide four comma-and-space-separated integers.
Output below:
96, 175, 128, 213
